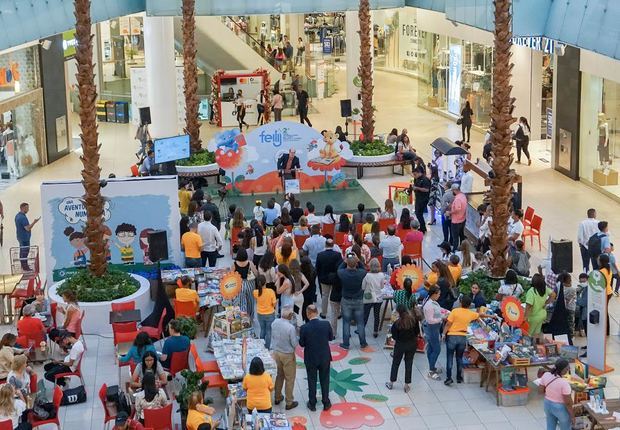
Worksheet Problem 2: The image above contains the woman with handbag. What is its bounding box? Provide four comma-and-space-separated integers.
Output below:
539, 358, 573, 429
385, 304, 419, 393
459, 101, 474, 142
422, 286, 445, 380
362, 258, 384, 338
513, 117, 532, 165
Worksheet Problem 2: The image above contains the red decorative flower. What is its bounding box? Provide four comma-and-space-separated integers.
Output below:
215, 148, 242, 170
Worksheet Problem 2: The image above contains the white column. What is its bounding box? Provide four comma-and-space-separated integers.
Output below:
345, 11, 372, 115
511, 45, 543, 140
144, 16, 178, 138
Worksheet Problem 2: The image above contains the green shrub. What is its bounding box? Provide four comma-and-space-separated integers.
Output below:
57, 270, 139, 302
177, 370, 211, 411
350, 140, 394, 156
176, 316, 198, 339
176, 150, 216, 166
458, 270, 531, 302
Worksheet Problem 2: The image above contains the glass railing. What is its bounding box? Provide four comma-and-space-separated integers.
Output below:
221, 17, 283, 72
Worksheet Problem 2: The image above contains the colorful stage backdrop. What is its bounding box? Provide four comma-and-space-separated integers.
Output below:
208, 121, 353, 194
41, 176, 182, 282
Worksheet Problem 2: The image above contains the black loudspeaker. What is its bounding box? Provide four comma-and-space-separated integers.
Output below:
139, 107, 151, 125
340, 99, 352, 118
148, 230, 169, 262
551, 239, 572, 274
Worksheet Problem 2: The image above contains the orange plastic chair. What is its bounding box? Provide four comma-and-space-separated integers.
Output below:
321, 223, 335, 236
190, 343, 219, 373
521, 215, 542, 250
396, 228, 409, 242
30, 386, 63, 429
355, 223, 363, 235
143, 403, 173, 430
294, 235, 308, 249
284, 225, 293, 233
523, 206, 535, 227
230, 227, 243, 254
99, 383, 117, 429
130, 164, 139, 177
114, 330, 139, 346
174, 300, 198, 319
29, 373, 37, 393
168, 350, 190, 376
140, 308, 167, 340
334, 232, 347, 247
379, 218, 396, 233
0, 421, 12, 430
50, 303, 58, 329
111, 301, 135, 312
203, 372, 229, 395
402, 241, 423, 265
53, 353, 85, 386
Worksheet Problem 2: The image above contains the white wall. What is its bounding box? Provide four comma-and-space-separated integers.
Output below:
581, 50, 620, 85
511, 44, 543, 138
415, 9, 493, 46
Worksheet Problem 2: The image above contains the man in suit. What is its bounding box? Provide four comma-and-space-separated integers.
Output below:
299, 304, 334, 411
277, 148, 301, 179
315, 238, 343, 321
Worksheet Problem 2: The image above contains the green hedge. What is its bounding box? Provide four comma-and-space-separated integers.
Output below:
176, 150, 216, 166
458, 270, 531, 302
57, 270, 139, 302
350, 140, 394, 156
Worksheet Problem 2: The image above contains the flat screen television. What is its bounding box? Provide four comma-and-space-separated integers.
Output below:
153, 134, 190, 164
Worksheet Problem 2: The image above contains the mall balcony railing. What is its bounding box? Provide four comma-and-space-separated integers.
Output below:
222, 17, 283, 73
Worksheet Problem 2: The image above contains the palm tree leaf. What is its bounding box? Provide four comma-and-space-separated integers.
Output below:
336, 381, 367, 392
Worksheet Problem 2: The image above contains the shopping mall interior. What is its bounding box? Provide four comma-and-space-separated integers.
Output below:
0, 1, 619, 429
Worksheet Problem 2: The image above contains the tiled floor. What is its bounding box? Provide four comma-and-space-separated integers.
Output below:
1, 66, 620, 429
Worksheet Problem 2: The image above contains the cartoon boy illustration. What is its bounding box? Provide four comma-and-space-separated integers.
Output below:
114, 223, 137, 264
103, 225, 112, 262
63, 226, 88, 267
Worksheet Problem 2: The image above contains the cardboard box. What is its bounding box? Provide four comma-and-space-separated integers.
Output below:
593, 168, 619, 186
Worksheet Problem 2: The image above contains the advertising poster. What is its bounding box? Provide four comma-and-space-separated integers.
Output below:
587, 270, 608, 372
448, 44, 462, 115
41, 176, 182, 281
207, 121, 353, 194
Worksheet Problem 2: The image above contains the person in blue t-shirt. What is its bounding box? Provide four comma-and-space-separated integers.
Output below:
159, 319, 190, 369
15, 202, 39, 271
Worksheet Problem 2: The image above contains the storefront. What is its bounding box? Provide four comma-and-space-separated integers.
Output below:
579, 69, 620, 198
0, 44, 46, 180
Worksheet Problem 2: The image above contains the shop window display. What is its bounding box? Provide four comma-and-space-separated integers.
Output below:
580, 74, 620, 197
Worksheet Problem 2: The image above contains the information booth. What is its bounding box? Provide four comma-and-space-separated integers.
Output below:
215, 71, 267, 128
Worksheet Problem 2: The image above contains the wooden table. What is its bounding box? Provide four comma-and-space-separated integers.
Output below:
388, 181, 413, 204
583, 399, 620, 429
109, 309, 142, 324
0, 274, 22, 324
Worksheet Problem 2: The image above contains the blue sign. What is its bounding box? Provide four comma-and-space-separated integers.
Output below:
448, 44, 462, 116
322, 37, 333, 54
546, 107, 553, 139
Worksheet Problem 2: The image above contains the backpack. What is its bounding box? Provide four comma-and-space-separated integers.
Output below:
587, 232, 603, 259
105, 385, 131, 416
513, 251, 530, 276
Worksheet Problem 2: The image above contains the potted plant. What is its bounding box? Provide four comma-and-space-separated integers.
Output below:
176, 316, 199, 339
349, 139, 395, 163
177, 370, 212, 428
459, 269, 531, 302
175, 150, 218, 174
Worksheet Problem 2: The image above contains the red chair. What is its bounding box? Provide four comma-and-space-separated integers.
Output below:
396, 228, 409, 242
523, 206, 535, 227
140, 308, 167, 340
111, 301, 135, 312
402, 241, 423, 265
230, 227, 242, 254
379, 218, 396, 233
203, 372, 229, 394
355, 223, 363, 235
174, 300, 198, 319
294, 235, 307, 249
29, 373, 37, 393
334, 231, 347, 247
521, 215, 542, 250
130, 164, 140, 177
53, 352, 85, 385
0, 421, 12, 430
30, 386, 63, 429
50, 303, 58, 329
99, 383, 117, 430
114, 330, 139, 347
189, 343, 219, 373
168, 349, 190, 377
321, 223, 335, 236
283, 225, 293, 233
143, 403, 173, 430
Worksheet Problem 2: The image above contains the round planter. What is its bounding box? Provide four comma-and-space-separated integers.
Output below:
175, 162, 219, 174
49, 274, 153, 335
349, 153, 396, 163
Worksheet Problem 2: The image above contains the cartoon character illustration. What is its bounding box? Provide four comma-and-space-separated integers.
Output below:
102, 225, 112, 262
306, 139, 318, 152
114, 223, 137, 264
245, 164, 254, 175
215, 129, 246, 152
63, 226, 88, 267
319, 131, 341, 161
139, 228, 155, 265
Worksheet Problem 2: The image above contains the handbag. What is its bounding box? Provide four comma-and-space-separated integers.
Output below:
416, 335, 426, 353
456, 117, 463, 125
61, 385, 87, 406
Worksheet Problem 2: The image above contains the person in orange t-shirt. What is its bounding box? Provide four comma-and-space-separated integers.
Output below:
181, 223, 203, 268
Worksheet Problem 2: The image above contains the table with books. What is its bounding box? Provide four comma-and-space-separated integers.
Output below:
212, 336, 276, 382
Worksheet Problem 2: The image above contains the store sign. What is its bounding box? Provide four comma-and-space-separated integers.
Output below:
512, 36, 565, 55
322, 37, 333, 54
63, 29, 77, 59
448, 44, 462, 115
0, 63, 20, 86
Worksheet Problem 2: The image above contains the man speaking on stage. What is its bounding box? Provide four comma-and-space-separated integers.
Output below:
277, 148, 301, 179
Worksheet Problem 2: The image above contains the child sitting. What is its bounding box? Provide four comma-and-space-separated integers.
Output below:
253, 200, 264, 223
361, 213, 375, 236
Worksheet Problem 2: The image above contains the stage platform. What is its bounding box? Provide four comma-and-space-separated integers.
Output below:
203, 185, 380, 216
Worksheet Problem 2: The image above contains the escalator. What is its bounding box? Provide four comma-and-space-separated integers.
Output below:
173, 16, 280, 83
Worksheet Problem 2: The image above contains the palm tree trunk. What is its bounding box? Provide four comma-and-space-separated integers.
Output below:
358, 0, 374, 142
75, 0, 107, 277
182, 0, 202, 153
489, 0, 517, 277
